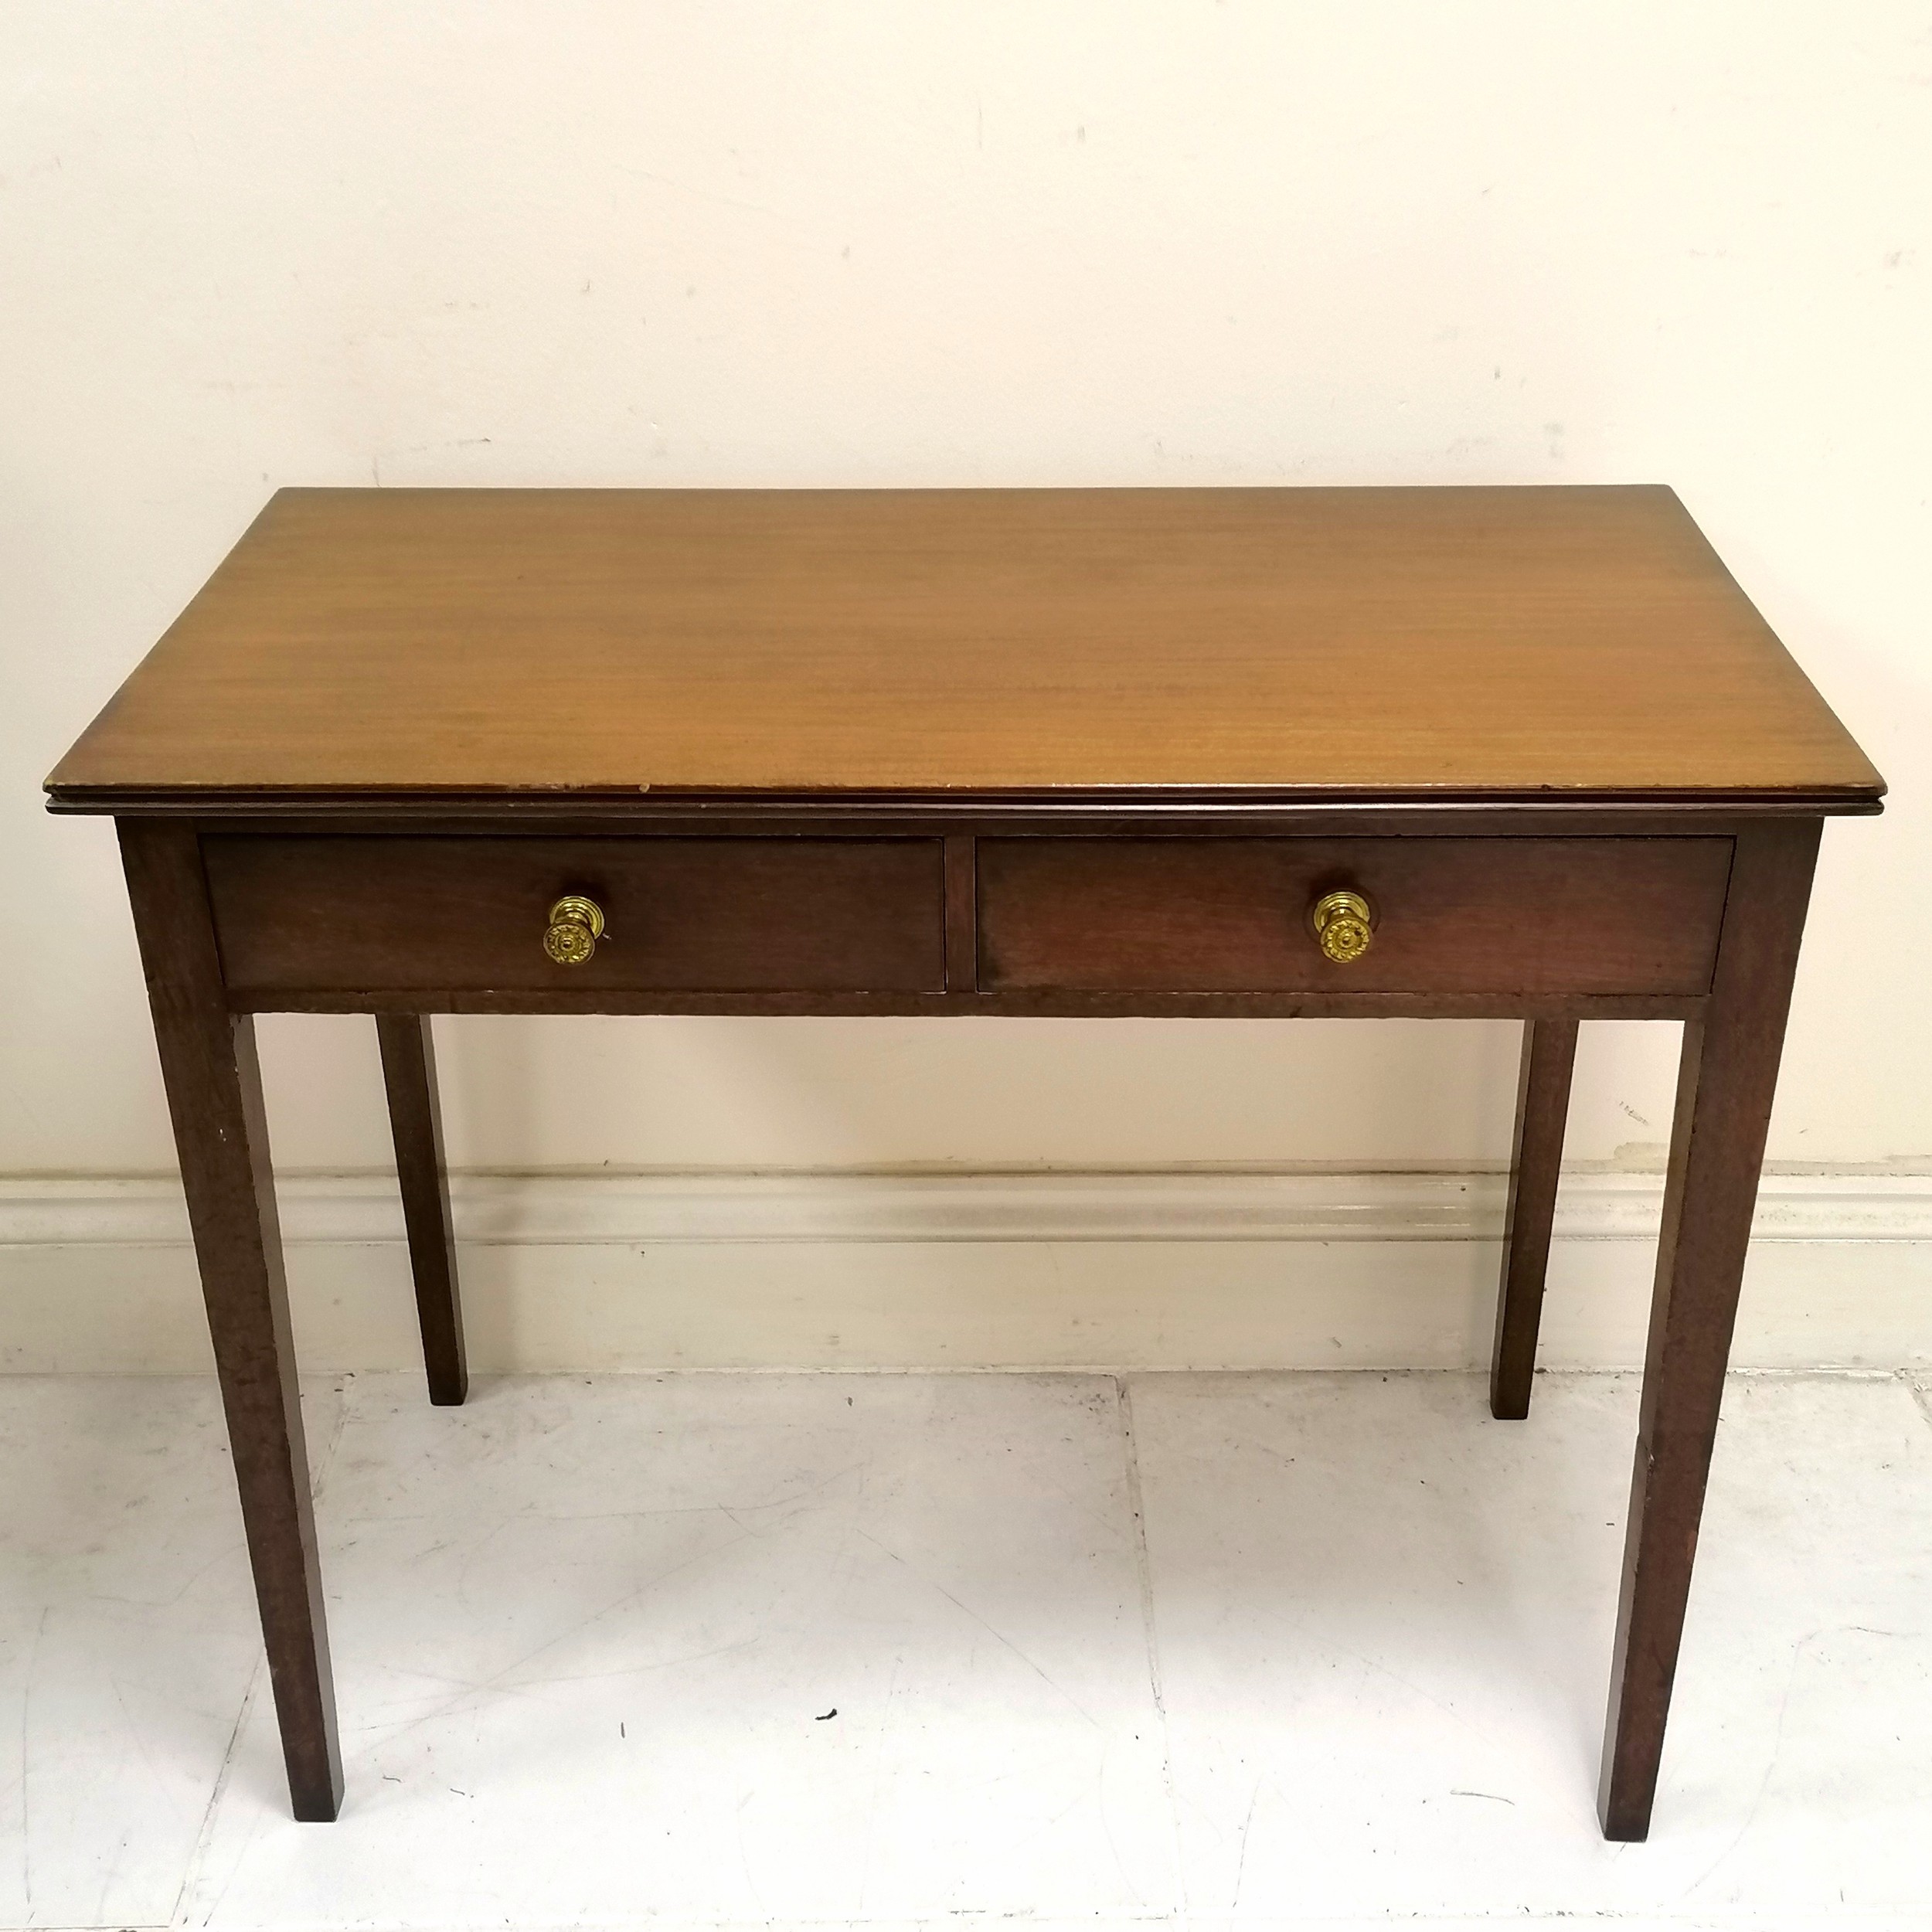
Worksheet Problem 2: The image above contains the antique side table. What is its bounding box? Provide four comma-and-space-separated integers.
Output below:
46, 486, 1883, 1839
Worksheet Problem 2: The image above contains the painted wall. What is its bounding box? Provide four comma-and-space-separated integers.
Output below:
3, 7, 1927, 1359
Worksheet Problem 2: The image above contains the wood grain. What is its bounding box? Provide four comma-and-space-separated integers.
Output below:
1598, 818, 1821, 1841
226, 986, 1707, 1021
47, 488, 1882, 809
117, 821, 344, 1821
375, 1015, 468, 1407
977, 837, 1733, 995
202, 835, 947, 995
1490, 1017, 1580, 1420
944, 835, 978, 993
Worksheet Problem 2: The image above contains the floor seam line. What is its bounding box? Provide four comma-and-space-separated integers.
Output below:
1117, 1371, 1188, 1920
168, 1655, 263, 1930
168, 1375, 354, 1928
308, 1369, 359, 1505
1901, 1368, 1932, 1439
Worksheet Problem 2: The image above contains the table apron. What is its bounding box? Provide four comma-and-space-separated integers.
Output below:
196, 827, 1733, 1015
225, 987, 1707, 1019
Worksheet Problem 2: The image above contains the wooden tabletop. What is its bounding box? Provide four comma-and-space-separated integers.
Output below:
46, 485, 1882, 813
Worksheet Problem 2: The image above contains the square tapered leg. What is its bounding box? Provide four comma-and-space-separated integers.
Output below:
120, 820, 344, 1821
1490, 1018, 1579, 1420
1597, 820, 1819, 1840
376, 1013, 468, 1406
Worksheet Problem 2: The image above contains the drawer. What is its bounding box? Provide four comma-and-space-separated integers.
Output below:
977, 838, 1733, 995
203, 836, 947, 995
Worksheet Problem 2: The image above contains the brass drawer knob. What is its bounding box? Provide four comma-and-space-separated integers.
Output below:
1311, 888, 1376, 963
543, 894, 605, 965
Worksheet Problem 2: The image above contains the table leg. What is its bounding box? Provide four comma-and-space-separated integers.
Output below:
1490, 1018, 1579, 1420
118, 821, 344, 1821
376, 1015, 468, 1406
1597, 820, 1820, 1840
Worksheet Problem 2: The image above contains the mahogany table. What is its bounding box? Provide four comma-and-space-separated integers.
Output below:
46, 485, 1883, 1839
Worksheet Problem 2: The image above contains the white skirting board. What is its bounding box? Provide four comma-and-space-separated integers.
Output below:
2, 1167, 1928, 1373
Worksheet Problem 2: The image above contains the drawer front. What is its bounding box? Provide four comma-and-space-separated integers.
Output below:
205, 837, 947, 994
977, 838, 1732, 995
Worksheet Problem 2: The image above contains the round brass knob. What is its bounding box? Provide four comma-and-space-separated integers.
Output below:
543, 894, 605, 966
1310, 889, 1375, 964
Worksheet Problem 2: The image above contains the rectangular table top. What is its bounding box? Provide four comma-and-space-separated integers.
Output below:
46, 485, 1882, 814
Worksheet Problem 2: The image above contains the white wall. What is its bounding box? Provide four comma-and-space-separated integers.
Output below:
3, 5, 1928, 1365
